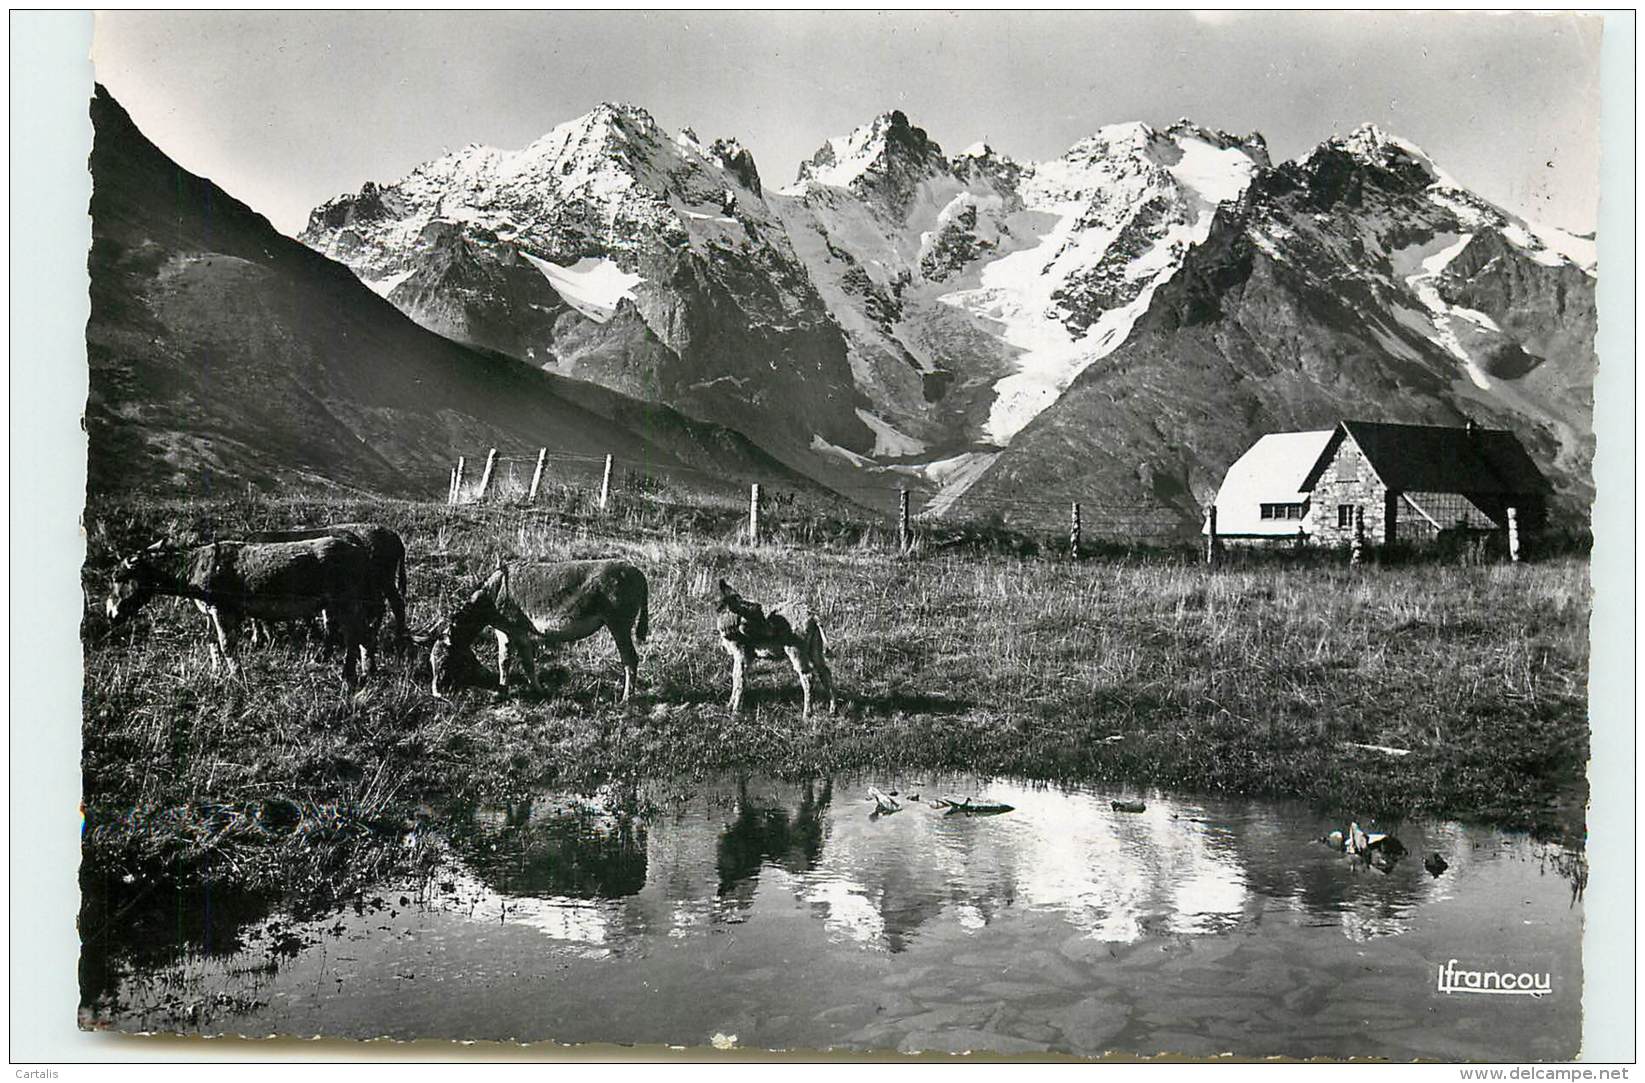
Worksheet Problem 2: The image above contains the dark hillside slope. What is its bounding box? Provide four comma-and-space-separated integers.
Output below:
85, 86, 826, 501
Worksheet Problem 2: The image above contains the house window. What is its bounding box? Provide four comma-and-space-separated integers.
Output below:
1337, 504, 1358, 529
1261, 503, 1305, 520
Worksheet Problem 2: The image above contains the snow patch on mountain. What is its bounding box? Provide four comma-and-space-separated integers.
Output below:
810, 434, 875, 468
522, 253, 642, 323
364, 268, 415, 299
1164, 131, 1264, 206
907, 451, 1003, 518
1393, 232, 1493, 389
938, 122, 1265, 444
855, 407, 927, 456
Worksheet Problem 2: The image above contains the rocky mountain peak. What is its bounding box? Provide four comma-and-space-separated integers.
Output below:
1301, 123, 1447, 195
709, 136, 762, 195
1163, 120, 1273, 169
791, 109, 949, 190
950, 140, 1022, 190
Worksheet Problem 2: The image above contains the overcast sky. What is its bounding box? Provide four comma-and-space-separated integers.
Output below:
92, 10, 1604, 238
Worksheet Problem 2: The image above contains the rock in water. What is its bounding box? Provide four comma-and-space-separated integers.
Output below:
866, 787, 901, 814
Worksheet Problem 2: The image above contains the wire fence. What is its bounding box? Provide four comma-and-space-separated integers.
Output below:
442, 446, 1200, 555
439, 447, 1558, 566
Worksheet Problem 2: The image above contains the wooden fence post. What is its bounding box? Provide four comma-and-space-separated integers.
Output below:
476, 448, 498, 501
1070, 501, 1082, 559
600, 454, 614, 511
452, 456, 467, 505
1351, 506, 1365, 566
1507, 505, 1521, 563
447, 464, 458, 505
898, 489, 910, 553
526, 448, 547, 504
748, 483, 762, 546
1205, 505, 1219, 566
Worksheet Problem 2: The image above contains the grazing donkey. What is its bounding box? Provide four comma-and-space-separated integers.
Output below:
714, 579, 834, 718
185, 522, 409, 649
239, 523, 408, 640
105, 537, 383, 685
416, 559, 649, 701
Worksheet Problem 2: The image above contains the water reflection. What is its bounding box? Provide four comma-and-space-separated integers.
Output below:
439, 775, 1535, 955
87, 771, 1586, 1057
456, 793, 649, 900
716, 777, 831, 908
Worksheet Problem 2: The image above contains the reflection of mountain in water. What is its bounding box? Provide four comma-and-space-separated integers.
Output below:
438, 774, 1579, 957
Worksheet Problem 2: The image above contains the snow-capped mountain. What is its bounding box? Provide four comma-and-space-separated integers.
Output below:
85, 87, 825, 501
302, 106, 1596, 525
771, 112, 1275, 491
302, 103, 871, 465
960, 123, 1597, 523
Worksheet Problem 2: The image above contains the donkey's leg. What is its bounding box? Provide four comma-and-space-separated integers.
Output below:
494, 629, 512, 699
817, 657, 836, 713
515, 632, 543, 694
725, 641, 752, 713
357, 604, 377, 678
606, 618, 640, 702
326, 606, 363, 687
209, 609, 242, 677
340, 618, 360, 687
784, 645, 814, 718
388, 583, 408, 644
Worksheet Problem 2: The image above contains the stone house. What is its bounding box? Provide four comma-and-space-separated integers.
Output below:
1210, 420, 1551, 547
1297, 420, 1550, 547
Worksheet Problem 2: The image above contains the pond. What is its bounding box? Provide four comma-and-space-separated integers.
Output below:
82, 773, 1584, 1059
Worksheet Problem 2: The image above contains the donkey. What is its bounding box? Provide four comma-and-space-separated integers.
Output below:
714, 579, 834, 718
182, 522, 408, 650
415, 559, 649, 701
239, 523, 409, 641
105, 537, 382, 685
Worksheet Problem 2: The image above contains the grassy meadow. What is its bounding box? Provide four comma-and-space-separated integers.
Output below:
78, 490, 1591, 966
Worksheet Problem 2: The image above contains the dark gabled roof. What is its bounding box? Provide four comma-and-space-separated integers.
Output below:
1300, 421, 1551, 495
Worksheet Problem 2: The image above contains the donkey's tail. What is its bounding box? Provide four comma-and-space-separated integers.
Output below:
805, 615, 827, 654
635, 581, 650, 645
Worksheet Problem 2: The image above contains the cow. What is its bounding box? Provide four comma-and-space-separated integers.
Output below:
714, 579, 834, 718
104, 537, 383, 685
414, 559, 649, 702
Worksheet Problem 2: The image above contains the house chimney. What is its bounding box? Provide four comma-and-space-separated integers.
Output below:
1465, 419, 1479, 439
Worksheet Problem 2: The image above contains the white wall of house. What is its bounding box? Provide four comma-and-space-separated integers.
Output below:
1208, 430, 1335, 537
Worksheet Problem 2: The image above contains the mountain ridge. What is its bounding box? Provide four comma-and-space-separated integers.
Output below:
238, 99, 1601, 528
85, 85, 832, 505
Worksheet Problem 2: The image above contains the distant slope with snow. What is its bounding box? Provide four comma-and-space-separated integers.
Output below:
301, 104, 1595, 527
956, 124, 1596, 529
87, 86, 831, 503
302, 103, 872, 470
